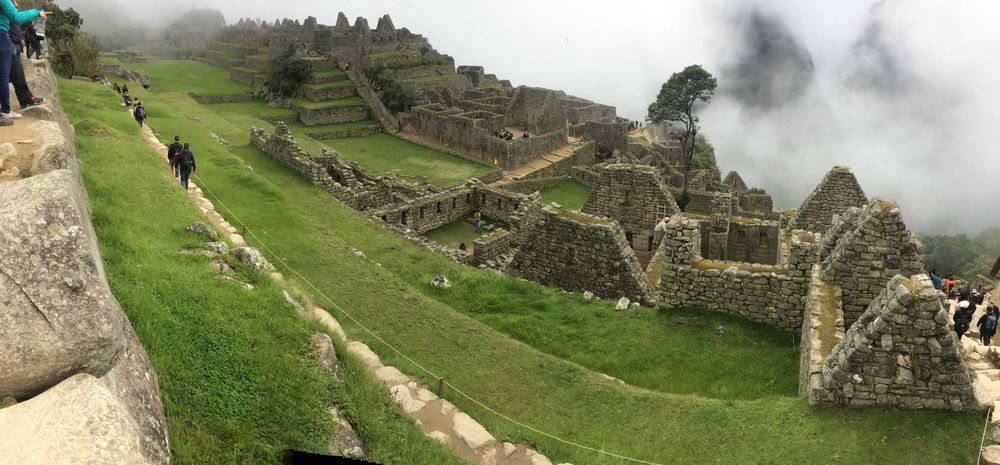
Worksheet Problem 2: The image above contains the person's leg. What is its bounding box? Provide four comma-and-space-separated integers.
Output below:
10, 50, 34, 108
0, 38, 12, 116
181, 171, 190, 190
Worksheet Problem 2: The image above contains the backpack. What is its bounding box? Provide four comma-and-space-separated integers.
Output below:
179, 152, 194, 170
987, 314, 998, 331
136, 106, 145, 119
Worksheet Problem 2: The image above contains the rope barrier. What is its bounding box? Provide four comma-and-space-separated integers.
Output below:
979, 407, 993, 465
192, 174, 664, 465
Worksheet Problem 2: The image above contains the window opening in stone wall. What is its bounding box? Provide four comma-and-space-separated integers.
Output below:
759, 233, 768, 247
648, 236, 654, 251
381, 215, 387, 222
419, 206, 425, 219
481, 193, 486, 204
497, 198, 502, 209
737, 230, 746, 244
466, 193, 471, 204
436, 201, 442, 213
452, 198, 457, 209
401, 210, 408, 225
625, 232, 634, 246
884, 256, 899, 270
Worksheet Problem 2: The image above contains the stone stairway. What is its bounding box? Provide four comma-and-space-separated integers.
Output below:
496, 136, 586, 184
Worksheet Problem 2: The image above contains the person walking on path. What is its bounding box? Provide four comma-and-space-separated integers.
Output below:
177, 143, 196, 191
167, 136, 182, 178
978, 305, 999, 346
122, 89, 132, 109
133, 99, 146, 127
0, 0, 44, 127
955, 300, 974, 340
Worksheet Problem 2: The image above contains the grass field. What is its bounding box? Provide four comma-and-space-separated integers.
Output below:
539, 179, 592, 210
59, 78, 468, 465
94, 60, 988, 465
292, 97, 367, 110
131, 60, 252, 96
321, 134, 495, 186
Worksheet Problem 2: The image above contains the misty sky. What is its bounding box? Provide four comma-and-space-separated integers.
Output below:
63, 0, 1000, 234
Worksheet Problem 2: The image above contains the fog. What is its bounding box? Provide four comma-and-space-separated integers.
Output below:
60, 0, 1000, 234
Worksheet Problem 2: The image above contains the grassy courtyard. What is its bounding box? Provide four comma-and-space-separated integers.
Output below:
321, 134, 496, 186
539, 179, 592, 210
78, 59, 989, 465
131, 60, 252, 96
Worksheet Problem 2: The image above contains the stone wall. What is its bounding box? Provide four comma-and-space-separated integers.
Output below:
473, 229, 513, 265
723, 221, 781, 265
515, 141, 596, 181
188, 93, 254, 104
820, 200, 924, 329
499, 176, 567, 195
572, 166, 601, 188
799, 266, 845, 399
347, 66, 401, 132
296, 104, 371, 126
506, 86, 566, 135
683, 189, 733, 216
656, 216, 818, 331
582, 164, 680, 265
508, 205, 651, 302
372, 186, 476, 234
809, 275, 980, 411
792, 166, 868, 233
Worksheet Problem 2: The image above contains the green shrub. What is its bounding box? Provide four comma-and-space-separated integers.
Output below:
265, 43, 311, 99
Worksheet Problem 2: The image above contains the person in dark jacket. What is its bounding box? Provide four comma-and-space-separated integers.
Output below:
977, 306, 999, 346
955, 300, 974, 340
20, 19, 38, 58
8, 20, 43, 111
167, 136, 182, 178
122, 89, 131, 108
132, 99, 145, 127
177, 143, 196, 190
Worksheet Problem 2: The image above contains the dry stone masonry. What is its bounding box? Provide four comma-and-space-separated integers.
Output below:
808, 275, 980, 411
792, 166, 868, 233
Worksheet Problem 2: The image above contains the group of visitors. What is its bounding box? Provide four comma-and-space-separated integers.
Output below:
1, 0, 47, 127
166, 136, 197, 190
930, 270, 965, 299
628, 120, 644, 131
942, 268, 996, 345
494, 129, 525, 141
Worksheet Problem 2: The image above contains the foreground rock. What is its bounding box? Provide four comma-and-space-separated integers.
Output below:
0, 373, 150, 465
230, 247, 274, 273
0, 170, 126, 399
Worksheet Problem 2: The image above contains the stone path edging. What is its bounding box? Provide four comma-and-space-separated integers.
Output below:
138, 122, 572, 465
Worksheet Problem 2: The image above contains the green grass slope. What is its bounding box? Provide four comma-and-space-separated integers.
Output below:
58, 78, 467, 465
131, 60, 252, 96
108, 61, 990, 465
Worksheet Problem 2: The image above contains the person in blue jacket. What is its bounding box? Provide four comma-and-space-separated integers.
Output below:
0, 0, 44, 126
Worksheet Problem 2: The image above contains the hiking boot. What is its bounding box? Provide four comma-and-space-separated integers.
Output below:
4, 111, 22, 119
26, 97, 43, 107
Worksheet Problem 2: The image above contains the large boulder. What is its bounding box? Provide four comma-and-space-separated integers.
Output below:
0, 373, 150, 464
0, 170, 126, 399
98, 325, 170, 464
230, 247, 274, 273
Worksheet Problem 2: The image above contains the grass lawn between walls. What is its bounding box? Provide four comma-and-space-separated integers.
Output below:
58, 78, 468, 465
131, 60, 252, 97
539, 179, 592, 211
113, 61, 991, 465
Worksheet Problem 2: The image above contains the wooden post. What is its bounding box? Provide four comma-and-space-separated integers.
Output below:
438, 377, 445, 397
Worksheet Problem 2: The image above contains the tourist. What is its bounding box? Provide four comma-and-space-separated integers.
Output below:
0, 0, 43, 127
473, 211, 482, 234
167, 136, 183, 178
113, 82, 120, 93
521, 132, 529, 139
978, 305, 999, 346
955, 300, 974, 339
7, 14, 44, 113
177, 143, 196, 190
122, 89, 132, 109
944, 274, 959, 298
133, 99, 146, 127
930, 270, 942, 290
20, 19, 38, 59
122, 83, 129, 94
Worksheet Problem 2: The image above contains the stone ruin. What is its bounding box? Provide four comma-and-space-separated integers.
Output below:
801, 274, 980, 411
508, 205, 651, 303
791, 166, 868, 233
581, 164, 680, 265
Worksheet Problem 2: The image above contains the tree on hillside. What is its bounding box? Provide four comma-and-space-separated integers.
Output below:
264, 42, 311, 100
44, 3, 101, 79
921, 233, 995, 280
647, 65, 717, 191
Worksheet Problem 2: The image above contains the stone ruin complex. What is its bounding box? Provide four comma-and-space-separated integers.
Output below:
163, 12, 991, 414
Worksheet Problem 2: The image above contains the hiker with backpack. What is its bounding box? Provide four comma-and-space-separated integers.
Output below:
122, 89, 132, 109
133, 99, 146, 127
167, 136, 182, 178
177, 143, 196, 190
978, 306, 999, 346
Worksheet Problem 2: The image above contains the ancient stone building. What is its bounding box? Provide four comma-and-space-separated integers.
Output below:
792, 166, 868, 233
802, 274, 980, 411
819, 200, 924, 329
581, 164, 680, 265
655, 216, 817, 331
723, 170, 748, 193
508, 205, 651, 302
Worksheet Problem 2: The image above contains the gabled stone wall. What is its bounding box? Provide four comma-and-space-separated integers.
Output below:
582, 164, 680, 265
810, 275, 980, 411
820, 200, 924, 329
792, 166, 868, 233
508, 206, 650, 302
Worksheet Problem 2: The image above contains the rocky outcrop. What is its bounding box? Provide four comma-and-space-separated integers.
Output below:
0, 56, 169, 463
0, 374, 150, 464
0, 170, 126, 400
